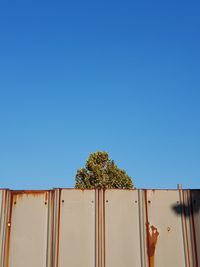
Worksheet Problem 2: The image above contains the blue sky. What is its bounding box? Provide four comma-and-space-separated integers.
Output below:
0, 0, 200, 189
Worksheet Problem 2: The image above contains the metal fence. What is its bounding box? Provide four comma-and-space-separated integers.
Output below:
0, 189, 199, 267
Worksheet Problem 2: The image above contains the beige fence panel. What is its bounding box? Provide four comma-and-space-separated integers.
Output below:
145, 190, 186, 267
105, 190, 142, 267
7, 191, 49, 267
57, 189, 95, 267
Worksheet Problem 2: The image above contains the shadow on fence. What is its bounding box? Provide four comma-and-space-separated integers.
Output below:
172, 190, 200, 217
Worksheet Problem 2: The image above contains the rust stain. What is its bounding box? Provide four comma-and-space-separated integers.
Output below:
146, 223, 159, 267
5, 192, 13, 267
12, 190, 48, 195
45, 192, 48, 205
3, 190, 8, 209
11, 190, 49, 204
144, 190, 159, 267
13, 194, 18, 206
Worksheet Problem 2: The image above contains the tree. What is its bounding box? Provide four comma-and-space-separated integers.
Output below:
75, 151, 134, 189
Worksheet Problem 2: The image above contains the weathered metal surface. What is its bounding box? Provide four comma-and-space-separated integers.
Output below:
105, 190, 141, 266
6, 191, 50, 267
57, 189, 95, 267
145, 190, 186, 267
0, 188, 200, 267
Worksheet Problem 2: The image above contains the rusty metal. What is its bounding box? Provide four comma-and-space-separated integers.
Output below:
145, 190, 159, 267
146, 223, 159, 267
0, 189, 200, 267
8, 190, 50, 267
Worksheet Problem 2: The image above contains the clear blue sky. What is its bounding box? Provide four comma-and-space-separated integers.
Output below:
0, 0, 200, 189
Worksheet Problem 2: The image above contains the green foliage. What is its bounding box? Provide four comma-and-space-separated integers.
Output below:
75, 151, 134, 189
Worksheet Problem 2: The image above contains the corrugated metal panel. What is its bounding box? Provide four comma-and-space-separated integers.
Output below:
7, 191, 50, 267
145, 190, 186, 267
0, 188, 200, 267
105, 190, 141, 266
58, 190, 95, 267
